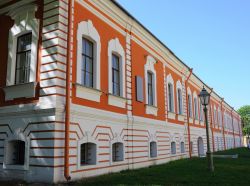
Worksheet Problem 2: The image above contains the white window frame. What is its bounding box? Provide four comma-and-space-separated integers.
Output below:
6, 4, 39, 86
145, 56, 158, 116
76, 20, 102, 102
107, 38, 127, 108
76, 20, 101, 90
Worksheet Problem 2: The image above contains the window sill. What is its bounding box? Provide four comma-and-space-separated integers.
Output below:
145, 104, 158, 116
108, 94, 127, 108
75, 83, 102, 102
168, 112, 176, 120
178, 114, 185, 122
3, 164, 28, 171
3, 82, 37, 101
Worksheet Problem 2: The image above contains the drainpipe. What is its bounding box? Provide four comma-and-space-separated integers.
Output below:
185, 68, 193, 158
64, 0, 72, 181
220, 98, 226, 150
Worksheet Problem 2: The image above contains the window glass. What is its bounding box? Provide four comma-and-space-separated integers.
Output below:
147, 72, 154, 106
15, 33, 32, 84
112, 54, 120, 96
82, 38, 94, 87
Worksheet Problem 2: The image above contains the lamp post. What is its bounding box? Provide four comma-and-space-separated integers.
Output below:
199, 87, 214, 172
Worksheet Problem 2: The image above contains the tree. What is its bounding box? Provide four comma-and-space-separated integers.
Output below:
238, 105, 250, 141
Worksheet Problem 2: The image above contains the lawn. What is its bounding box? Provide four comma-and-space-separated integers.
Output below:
75, 148, 250, 186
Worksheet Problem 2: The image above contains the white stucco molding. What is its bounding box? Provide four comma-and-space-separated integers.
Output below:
6, 4, 39, 86
77, 20, 101, 90
145, 55, 158, 115
108, 38, 125, 97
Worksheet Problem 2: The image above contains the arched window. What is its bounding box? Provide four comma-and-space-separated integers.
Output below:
180, 142, 185, 153
171, 142, 176, 154
150, 141, 157, 158
80, 143, 96, 165
194, 97, 198, 120
112, 142, 124, 162
168, 83, 174, 112
188, 94, 193, 118
6, 140, 25, 165
214, 107, 217, 125
177, 88, 183, 114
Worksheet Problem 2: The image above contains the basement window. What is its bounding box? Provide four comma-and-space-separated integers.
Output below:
112, 142, 124, 162
150, 141, 157, 158
171, 142, 176, 155
7, 140, 25, 165
80, 143, 96, 165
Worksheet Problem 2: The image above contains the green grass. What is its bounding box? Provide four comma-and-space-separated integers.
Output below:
75, 148, 250, 186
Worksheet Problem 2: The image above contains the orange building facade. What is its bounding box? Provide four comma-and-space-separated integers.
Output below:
0, 0, 242, 183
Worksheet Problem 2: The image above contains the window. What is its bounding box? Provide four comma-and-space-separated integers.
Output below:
15, 33, 32, 84
188, 94, 192, 118
111, 54, 121, 96
214, 108, 217, 125
168, 83, 174, 112
171, 142, 176, 155
194, 98, 198, 120
147, 71, 154, 106
112, 142, 124, 162
200, 101, 204, 122
177, 88, 183, 114
150, 141, 157, 158
81, 38, 94, 88
80, 143, 96, 165
180, 142, 185, 153
6, 140, 25, 165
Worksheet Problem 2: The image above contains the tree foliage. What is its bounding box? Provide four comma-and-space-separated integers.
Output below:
238, 105, 250, 137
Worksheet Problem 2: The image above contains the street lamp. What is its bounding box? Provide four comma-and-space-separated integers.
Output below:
198, 87, 214, 172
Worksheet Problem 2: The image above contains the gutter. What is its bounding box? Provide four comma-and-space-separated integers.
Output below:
64, 0, 72, 181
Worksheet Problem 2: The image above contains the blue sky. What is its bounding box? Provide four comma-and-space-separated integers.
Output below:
117, 0, 250, 110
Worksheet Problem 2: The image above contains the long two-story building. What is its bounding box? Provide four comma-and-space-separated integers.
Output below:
0, 0, 242, 183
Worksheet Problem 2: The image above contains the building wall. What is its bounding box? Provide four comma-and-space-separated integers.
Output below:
0, 0, 243, 183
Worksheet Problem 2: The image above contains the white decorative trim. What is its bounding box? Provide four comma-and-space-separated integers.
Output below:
3, 82, 37, 101
168, 112, 176, 120
189, 118, 194, 123
77, 20, 101, 89
3, 128, 30, 171
144, 55, 157, 106
108, 94, 127, 108
75, 84, 102, 102
108, 38, 125, 97
145, 105, 158, 116
6, 4, 39, 86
